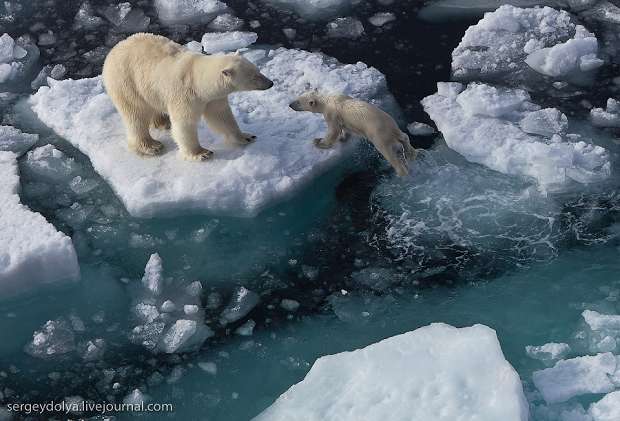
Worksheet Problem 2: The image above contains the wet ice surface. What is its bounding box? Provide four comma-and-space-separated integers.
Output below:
2, 0, 620, 420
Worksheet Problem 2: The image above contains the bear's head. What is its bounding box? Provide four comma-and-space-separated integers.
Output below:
289, 92, 323, 113
220, 55, 273, 92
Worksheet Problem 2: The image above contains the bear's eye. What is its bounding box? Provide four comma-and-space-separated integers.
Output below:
309, 100, 315, 107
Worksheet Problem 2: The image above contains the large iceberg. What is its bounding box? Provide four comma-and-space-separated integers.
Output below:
254, 324, 528, 421
422, 82, 610, 189
30, 47, 397, 217
0, 130, 79, 297
451, 5, 604, 84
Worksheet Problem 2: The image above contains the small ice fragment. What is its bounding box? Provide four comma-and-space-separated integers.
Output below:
201, 31, 258, 54
368, 12, 395, 27
198, 361, 217, 375
407, 122, 435, 136
280, 299, 300, 312
220, 286, 260, 325
142, 253, 163, 296
235, 319, 256, 336
326, 17, 364, 39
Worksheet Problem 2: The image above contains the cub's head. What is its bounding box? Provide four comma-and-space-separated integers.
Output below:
221, 55, 273, 92
289, 92, 323, 113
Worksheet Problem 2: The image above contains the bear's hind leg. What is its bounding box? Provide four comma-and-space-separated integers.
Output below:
398, 132, 417, 160
152, 113, 171, 130
112, 94, 164, 156
375, 140, 410, 177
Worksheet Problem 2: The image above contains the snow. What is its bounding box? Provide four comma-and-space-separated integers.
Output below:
422, 82, 610, 190
201, 31, 258, 54
532, 353, 617, 404
0, 143, 79, 297
263, 0, 355, 20
591, 99, 620, 128
154, 0, 228, 24
590, 391, 620, 421
254, 323, 528, 421
30, 47, 398, 218
451, 5, 603, 84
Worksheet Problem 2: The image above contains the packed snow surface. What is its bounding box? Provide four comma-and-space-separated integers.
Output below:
0, 142, 79, 297
452, 5, 603, 84
254, 323, 528, 421
30, 47, 397, 217
422, 82, 610, 189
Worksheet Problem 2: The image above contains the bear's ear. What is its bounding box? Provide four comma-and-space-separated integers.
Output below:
222, 68, 234, 77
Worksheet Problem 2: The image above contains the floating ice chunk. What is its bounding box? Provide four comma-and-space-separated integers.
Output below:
255, 323, 528, 421
31, 64, 67, 90
326, 17, 364, 39
201, 31, 258, 54
161, 319, 213, 353
23, 145, 79, 182
154, 0, 228, 25
407, 122, 435, 136
79, 338, 105, 361
142, 253, 163, 296
0, 125, 37, 156
25, 318, 76, 358
102, 2, 150, 33
583, 310, 620, 331
208, 13, 244, 32
0, 33, 15, 63
591, 99, 620, 128
581, 1, 620, 24
198, 361, 217, 375
519, 108, 568, 137
525, 26, 603, 77
368, 12, 395, 27
452, 5, 601, 85
184, 304, 199, 315
263, 0, 355, 20
73, 1, 104, 30
0, 152, 79, 297
185, 281, 203, 297
123, 389, 148, 406
30, 48, 397, 217
526, 342, 571, 363
161, 300, 176, 313
418, 0, 551, 22
532, 353, 617, 404
422, 82, 611, 189
0, 33, 39, 85
235, 319, 255, 336
280, 298, 300, 312
134, 303, 160, 323
220, 286, 259, 325
589, 390, 620, 421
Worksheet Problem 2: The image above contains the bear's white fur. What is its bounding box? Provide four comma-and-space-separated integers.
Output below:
289, 92, 417, 176
102, 33, 273, 161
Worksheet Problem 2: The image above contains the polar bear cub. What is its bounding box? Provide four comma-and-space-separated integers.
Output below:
289, 92, 417, 176
103, 33, 273, 161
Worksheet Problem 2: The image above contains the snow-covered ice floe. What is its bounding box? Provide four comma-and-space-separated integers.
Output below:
29, 47, 398, 217
254, 323, 528, 421
422, 82, 610, 190
154, 0, 228, 24
452, 5, 604, 85
0, 128, 79, 297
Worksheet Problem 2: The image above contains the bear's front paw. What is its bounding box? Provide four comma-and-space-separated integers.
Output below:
313, 138, 334, 149
133, 139, 165, 156
182, 147, 214, 161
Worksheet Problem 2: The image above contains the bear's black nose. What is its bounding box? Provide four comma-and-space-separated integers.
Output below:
267, 80, 274, 89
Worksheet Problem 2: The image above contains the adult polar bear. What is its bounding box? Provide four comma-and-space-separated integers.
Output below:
102, 33, 273, 161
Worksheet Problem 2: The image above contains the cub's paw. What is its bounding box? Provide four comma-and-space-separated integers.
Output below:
133, 139, 165, 156
182, 147, 214, 161
313, 138, 334, 149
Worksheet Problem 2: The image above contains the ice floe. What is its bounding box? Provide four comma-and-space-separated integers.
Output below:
154, 0, 228, 24
30, 47, 397, 217
262, 0, 355, 20
591, 98, 620, 128
201, 31, 258, 54
0, 32, 39, 86
452, 5, 604, 85
590, 390, 620, 421
129, 253, 213, 354
532, 352, 617, 404
526, 342, 571, 364
0, 131, 79, 297
254, 323, 528, 421
422, 82, 610, 189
